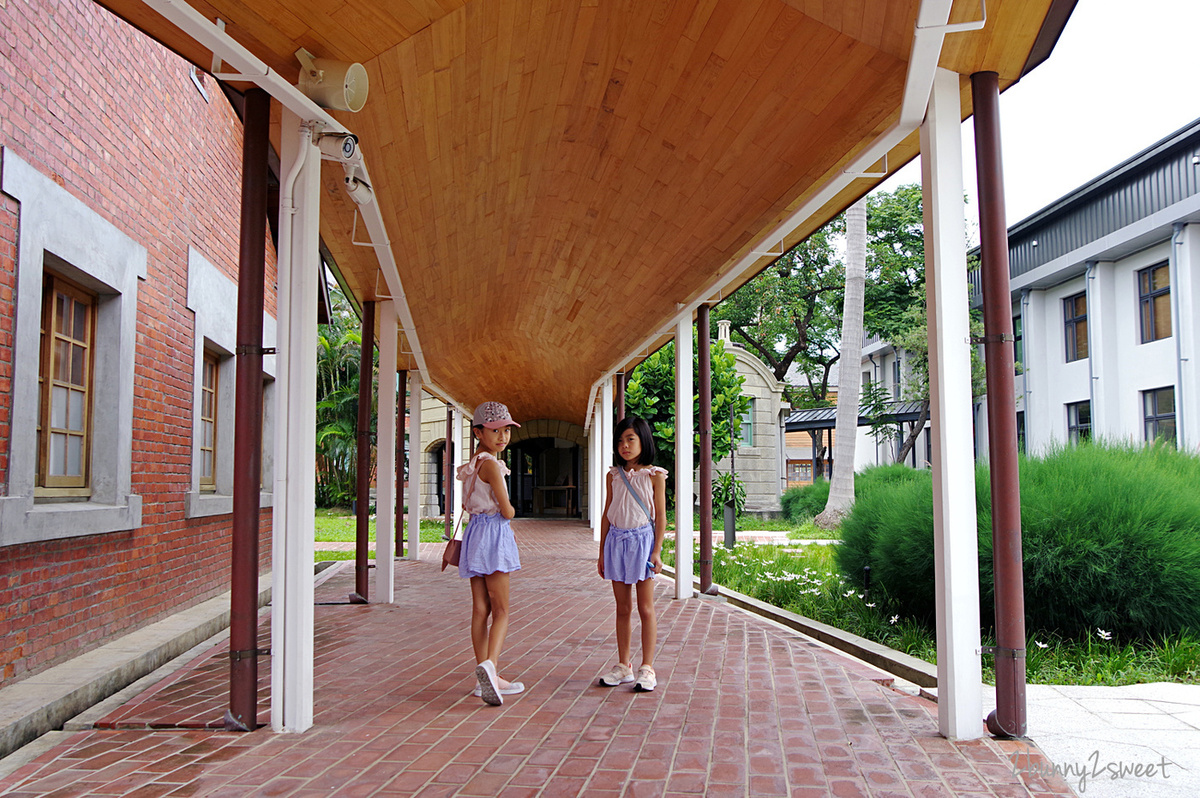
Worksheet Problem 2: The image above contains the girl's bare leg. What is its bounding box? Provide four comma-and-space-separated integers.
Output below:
611, 581, 634, 665
470, 576, 491, 664
636, 578, 657, 668
483, 571, 511, 666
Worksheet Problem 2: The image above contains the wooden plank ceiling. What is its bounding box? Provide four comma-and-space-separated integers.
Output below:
97, 0, 1068, 425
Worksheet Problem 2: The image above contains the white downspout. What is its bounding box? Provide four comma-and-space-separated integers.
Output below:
1085, 261, 1097, 435
1020, 289, 1032, 448
1170, 223, 1186, 446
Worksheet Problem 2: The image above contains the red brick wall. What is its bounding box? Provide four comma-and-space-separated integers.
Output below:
0, 0, 278, 685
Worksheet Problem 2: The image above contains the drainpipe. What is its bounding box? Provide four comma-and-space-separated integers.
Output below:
1170, 223, 1186, 446
972, 71, 1026, 739
697, 304, 716, 595
1085, 262, 1097, 434
227, 88, 270, 732
1020, 289, 1032, 447
351, 300, 375, 604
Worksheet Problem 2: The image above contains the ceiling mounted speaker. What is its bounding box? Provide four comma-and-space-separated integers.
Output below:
296, 48, 368, 113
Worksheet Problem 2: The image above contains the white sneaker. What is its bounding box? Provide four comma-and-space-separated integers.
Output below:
633, 665, 657, 692
473, 681, 525, 697
474, 660, 502, 706
598, 662, 635, 687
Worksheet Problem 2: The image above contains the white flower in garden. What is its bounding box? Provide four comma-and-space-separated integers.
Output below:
1097, 628, 1112, 641
1034, 641, 1049, 649
866, 602, 876, 608
843, 590, 855, 598
889, 615, 899, 625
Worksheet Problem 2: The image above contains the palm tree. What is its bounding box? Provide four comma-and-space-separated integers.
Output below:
816, 197, 867, 528
315, 286, 375, 507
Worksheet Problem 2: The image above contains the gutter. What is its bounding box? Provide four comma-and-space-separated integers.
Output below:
140, 0, 431, 382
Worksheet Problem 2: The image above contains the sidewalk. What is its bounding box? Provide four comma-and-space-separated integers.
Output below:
0, 519, 1074, 797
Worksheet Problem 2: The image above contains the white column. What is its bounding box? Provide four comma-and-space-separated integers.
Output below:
406, 372, 424, 560
271, 110, 320, 733
591, 401, 603, 541
450, 407, 464, 523
920, 67, 983, 740
374, 301, 397, 602
674, 316, 694, 600
600, 376, 614, 501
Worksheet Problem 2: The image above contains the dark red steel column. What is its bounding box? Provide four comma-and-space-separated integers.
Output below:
972, 71, 1027, 738
615, 373, 626, 422
698, 305, 716, 595
227, 88, 270, 732
350, 301, 375, 604
444, 405, 454, 539
396, 370, 407, 556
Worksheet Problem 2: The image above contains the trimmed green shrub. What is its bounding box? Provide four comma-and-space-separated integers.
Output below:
837, 444, 1200, 640
781, 480, 829, 521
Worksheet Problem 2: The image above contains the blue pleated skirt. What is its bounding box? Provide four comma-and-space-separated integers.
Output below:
459, 512, 521, 578
603, 523, 655, 584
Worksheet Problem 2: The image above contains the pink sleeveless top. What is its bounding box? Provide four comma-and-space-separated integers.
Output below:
606, 465, 667, 529
456, 452, 510, 514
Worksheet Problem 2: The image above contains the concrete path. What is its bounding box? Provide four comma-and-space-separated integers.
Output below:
0, 519, 1076, 797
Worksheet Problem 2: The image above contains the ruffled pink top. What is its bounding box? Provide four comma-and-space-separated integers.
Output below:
456, 452, 510, 514
606, 465, 667, 529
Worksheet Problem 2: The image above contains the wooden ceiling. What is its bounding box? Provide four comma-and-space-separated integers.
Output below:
98, 0, 1072, 425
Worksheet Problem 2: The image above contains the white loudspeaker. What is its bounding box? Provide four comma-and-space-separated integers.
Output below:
297, 49, 369, 113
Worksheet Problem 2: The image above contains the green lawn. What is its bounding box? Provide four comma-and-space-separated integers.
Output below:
315, 507, 447, 559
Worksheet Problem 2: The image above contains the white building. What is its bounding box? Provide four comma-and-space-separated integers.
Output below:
976, 119, 1200, 456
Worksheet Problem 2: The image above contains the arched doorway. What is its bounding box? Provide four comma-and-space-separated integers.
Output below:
508, 437, 580, 518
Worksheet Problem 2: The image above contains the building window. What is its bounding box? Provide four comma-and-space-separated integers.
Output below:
1066, 401, 1091, 445
1064, 293, 1088, 362
1143, 387, 1176, 446
2, 149, 144, 546
199, 352, 219, 490
1013, 315, 1023, 371
739, 398, 755, 447
1138, 262, 1171, 343
787, 462, 811, 483
38, 274, 95, 492
1016, 411, 1026, 452
892, 358, 901, 399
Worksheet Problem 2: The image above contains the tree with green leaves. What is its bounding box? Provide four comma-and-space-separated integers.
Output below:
624, 334, 751, 504
315, 285, 377, 507
712, 227, 844, 473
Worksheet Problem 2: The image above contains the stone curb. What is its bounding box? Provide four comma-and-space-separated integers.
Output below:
0, 563, 335, 761
662, 565, 938, 689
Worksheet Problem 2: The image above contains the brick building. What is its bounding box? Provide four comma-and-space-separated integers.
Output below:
0, 0, 275, 687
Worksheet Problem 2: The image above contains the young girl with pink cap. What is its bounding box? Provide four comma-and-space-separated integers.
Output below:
457, 401, 523, 705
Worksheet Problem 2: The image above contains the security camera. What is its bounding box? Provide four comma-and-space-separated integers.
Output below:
318, 133, 360, 163
344, 173, 374, 206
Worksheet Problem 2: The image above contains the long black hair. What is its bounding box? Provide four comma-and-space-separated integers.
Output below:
613, 415, 656, 466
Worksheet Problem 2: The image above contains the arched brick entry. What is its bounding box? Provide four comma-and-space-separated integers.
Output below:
509, 420, 591, 519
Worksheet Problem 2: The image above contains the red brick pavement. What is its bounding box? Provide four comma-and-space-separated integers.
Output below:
0, 519, 1073, 797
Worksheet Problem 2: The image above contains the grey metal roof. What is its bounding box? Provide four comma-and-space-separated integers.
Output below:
969, 116, 1200, 302
785, 400, 927, 432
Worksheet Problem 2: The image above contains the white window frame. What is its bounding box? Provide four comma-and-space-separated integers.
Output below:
184, 248, 275, 518
1, 149, 143, 546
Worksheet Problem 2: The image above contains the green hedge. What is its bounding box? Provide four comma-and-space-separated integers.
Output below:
837, 444, 1200, 640
781, 464, 927, 522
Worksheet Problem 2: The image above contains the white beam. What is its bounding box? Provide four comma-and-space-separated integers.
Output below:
674, 318, 694, 600
375, 301, 397, 602
270, 110, 320, 733
406, 372, 424, 560
921, 67, 983, 740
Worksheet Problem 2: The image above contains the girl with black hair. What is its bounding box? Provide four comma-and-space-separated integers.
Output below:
596, 415, 668, 692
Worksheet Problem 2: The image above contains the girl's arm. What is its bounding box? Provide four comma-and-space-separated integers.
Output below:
650, 470, 668, 573
479, 458, 515, 519
597, 472, 615, 577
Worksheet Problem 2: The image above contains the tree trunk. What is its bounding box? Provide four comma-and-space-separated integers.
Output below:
895, 398, 930, 465
816, 198, 867, 530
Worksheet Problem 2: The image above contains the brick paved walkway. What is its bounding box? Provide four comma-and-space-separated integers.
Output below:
0, 520, 1072, 797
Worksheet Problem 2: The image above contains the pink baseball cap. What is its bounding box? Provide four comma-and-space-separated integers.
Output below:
472, 401, 521, 429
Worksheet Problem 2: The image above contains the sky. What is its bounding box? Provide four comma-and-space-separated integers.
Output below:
879, 0, 1200, 233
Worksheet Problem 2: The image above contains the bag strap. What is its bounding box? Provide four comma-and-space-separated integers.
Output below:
447, 468, 480, 541
616, 467, 654, 526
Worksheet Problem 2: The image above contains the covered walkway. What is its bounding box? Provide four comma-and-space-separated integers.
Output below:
0, 521, 1071, 797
